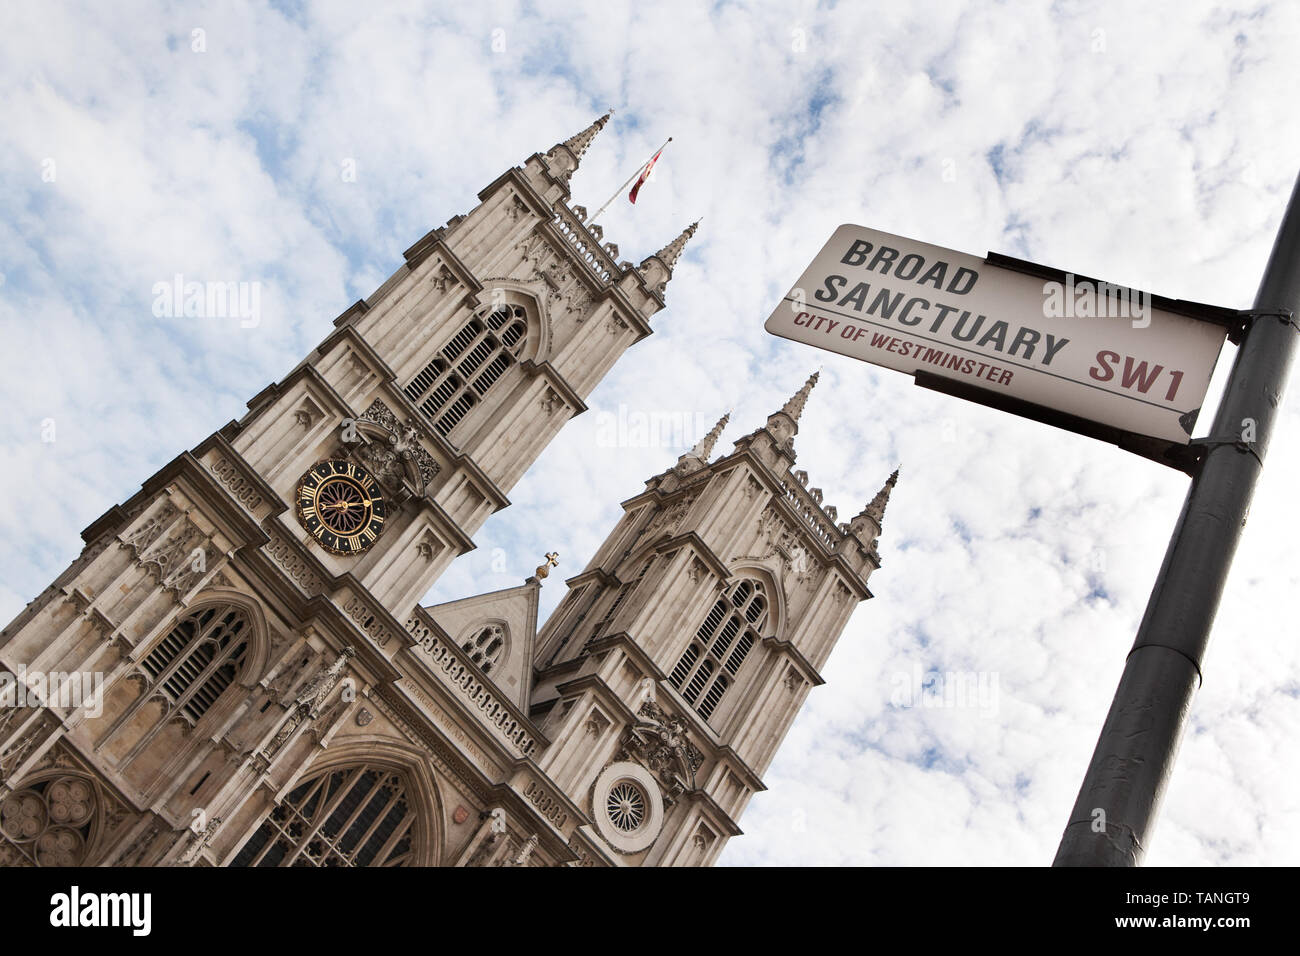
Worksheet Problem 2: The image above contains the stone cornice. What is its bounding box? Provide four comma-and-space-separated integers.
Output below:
560, 567, 621, 590
81, 447, 280, 552
193, 434, 287, 521
760, 635, 825, 687
242, 360, 356, 431
588, 276, 655, 341
710, 743, 768, 796
313, 323, 398, 383
400, 232, 484, 295
550, 672, 643, 728
298, 593, 405, 687
580, 632, 670, 685
515, 357, 588, 417
329, 297, 371, 329
502, 757, 592, 839
683, 787, 745, 838
478, 165, 556, 218
652, 530, 730, 581
528, 650, 585, 694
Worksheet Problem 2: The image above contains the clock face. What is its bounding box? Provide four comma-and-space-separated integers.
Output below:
295, 460, 387, 555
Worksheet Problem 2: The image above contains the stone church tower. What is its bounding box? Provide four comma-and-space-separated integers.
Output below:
0, 115, 896, 867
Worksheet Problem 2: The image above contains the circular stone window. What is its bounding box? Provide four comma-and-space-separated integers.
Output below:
606, 781, 646, 831
592, 761, 664, 853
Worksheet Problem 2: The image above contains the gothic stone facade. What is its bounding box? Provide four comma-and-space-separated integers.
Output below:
0, 115, 896, 867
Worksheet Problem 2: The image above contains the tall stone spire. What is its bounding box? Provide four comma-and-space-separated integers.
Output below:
688, 411, 729, 460
778, 370, 819, 424
545, 111, 612, 187
759, 370, 820, 457
648, 220, 699, 273
674, 410, 729, 475
557, 110, 612, 162
861, 467, 900, 526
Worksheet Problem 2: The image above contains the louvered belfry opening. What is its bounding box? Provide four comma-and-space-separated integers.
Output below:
669, 579, 768, 722
230, 766, 418, 867
403, 304, 529, 438
141, 604, 249, 723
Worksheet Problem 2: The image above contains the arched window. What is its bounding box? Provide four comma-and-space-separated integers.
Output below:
230, 766, 418, 867
403, 304, 529, 437
99, 602, 253, 770
669, 579, 768, 722
461, 624, 506, 675
141, 604, 249, 724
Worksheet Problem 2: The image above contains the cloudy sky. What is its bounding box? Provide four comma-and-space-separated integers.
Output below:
3, 0, 1299, 866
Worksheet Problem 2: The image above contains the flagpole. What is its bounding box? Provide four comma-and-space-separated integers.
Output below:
589, 137, 672, 225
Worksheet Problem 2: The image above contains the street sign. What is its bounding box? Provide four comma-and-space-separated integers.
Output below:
765, 224, 1232, 445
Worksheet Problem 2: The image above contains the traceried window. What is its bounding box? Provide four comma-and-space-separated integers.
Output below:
0, 775, 101, 866
669, 579, 768, 722
403, 304, 529, 437
141, 604, 249, 724
461, 624, 506, 675
230, 766, 418, 867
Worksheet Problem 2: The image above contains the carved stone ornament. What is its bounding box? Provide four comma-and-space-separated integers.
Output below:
356, 398, 440, 493
254, 647, 356, 769
620, 700, 704, 799
173, 816, 222, 867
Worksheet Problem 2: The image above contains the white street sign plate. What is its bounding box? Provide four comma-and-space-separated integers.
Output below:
765, 225, 1228, 444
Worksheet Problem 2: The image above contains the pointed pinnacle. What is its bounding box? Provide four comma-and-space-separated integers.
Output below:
652, 219, 700, 273
687, 411, 730, 461
778, 370, 820, 424
558, 110, 612, 162
861, 466, 901, 525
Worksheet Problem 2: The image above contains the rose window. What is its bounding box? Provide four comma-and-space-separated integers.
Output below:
605, 781, 647, 832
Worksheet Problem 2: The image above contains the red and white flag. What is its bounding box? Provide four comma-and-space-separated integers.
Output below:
590, 137, 672, 225
628, 145, 666, 204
